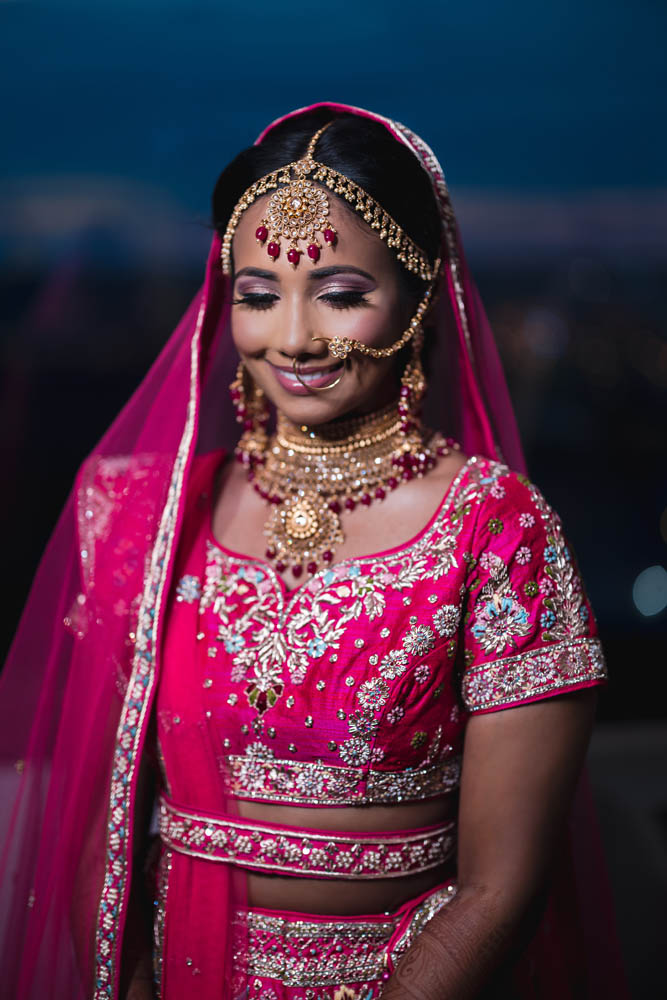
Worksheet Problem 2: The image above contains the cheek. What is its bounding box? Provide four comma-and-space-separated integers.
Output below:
230, 310, 272, 355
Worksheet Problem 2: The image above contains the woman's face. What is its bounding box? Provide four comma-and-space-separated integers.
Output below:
230, 192, 413, 426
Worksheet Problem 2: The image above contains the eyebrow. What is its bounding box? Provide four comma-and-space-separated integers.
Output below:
233, 265, 377, 283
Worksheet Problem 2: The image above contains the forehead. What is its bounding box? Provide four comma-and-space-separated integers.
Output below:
232, 187, 398, 275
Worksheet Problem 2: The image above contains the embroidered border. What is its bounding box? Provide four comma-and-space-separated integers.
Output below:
158, 797, 456, 880
237, 909, 396, 987
224, 754, 461, 806
92, 302, 203, 998
461, 635, 607, 712
153, 848, 173, 998
389, 882, 458, 970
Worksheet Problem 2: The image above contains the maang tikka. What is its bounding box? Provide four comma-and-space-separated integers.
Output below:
221, 122, 434, 279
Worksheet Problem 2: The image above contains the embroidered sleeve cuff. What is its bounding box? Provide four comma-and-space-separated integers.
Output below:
461, 636, 607, 713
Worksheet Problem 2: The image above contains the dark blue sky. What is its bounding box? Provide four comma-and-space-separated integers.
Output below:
2, 0, 666, 218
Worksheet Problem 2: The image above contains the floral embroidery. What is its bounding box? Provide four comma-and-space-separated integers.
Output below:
518, 512, 535, 528
411, 731, 428, 749
515, 546, 531, 565
489, 482, 506, 499
523, 581, 539, 597
470, 558, 531, 656
432, 603, 460, 638
487, 518, 503, 535
415, 664, 430, 683
339, 738, 372, 766
176, 574, 201, 603
479, 551, 503, 573
379, 649, 409, 679
402, 624, 435, 657
356, 678, 390, 709
386, 706, 405, 725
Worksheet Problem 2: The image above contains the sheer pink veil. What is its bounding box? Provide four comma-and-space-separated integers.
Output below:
0, 102, 625, 998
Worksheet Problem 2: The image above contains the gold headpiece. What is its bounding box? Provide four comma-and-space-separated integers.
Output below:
221, 123, 434, 280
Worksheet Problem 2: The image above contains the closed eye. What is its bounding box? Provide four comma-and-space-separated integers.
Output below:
319, 290, 371, 310
232, 292, 279, 311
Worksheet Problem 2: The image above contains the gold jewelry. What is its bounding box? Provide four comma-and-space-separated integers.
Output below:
229, 360, 270, 466
314, 261, 440, 363
291, 353, 345, 392
241, 403, 457, 578
221, 124, 434, 280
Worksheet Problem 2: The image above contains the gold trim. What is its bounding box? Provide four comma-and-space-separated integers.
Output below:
92, 295, 204, 998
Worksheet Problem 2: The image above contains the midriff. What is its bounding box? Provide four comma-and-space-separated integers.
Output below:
237, 796, 458, 914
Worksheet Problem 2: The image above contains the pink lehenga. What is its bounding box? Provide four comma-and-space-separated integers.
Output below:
0, 103, 627, 1000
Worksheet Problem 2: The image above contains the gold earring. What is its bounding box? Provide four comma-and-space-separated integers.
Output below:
230, 360, 270, 471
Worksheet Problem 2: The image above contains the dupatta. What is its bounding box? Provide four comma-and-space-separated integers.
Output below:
0, 102, 625, 999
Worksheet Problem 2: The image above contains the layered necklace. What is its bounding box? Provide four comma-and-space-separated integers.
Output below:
240, 401, 458, 579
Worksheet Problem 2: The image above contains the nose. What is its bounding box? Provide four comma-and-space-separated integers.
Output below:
273, 295, 328, 361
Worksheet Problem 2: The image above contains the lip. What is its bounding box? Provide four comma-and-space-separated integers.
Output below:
267, 359, 344, 395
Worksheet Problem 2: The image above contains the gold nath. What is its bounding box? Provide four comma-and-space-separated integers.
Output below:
221, 123, 434, 280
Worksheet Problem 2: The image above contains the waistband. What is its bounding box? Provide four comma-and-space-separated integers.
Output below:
236, 882, 458, 986
158, 796, 456, 879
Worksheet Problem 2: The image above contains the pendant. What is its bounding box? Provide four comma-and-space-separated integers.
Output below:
264, 490, 343, 575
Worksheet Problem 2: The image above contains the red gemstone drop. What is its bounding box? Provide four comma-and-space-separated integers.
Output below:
267, 241, 280, 260
360, 493, 372, 506
307, 244, 320, 262
388, 477, 398, 489
275, 561, 286, 572
255, 225, 268, 244
374, 487, 386, 500
322, 550, 333, 562
291, 564, 303, 578
307, 561, 318, 575
265, 547, 275, 559
344, 498, 356, 511
287, 248, 301, 266
323, 228, 336, 245
328, 500, 341, 514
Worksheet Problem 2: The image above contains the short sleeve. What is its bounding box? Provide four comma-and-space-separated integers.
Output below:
460, 467, 607, 714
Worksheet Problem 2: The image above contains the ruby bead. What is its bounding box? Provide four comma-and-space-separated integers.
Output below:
255, 225, 268, 244
307, 561, 318, 575
403, 469, 414, 481
275, 561, 286, 572
323, 228, 336, 245
381, 971, 391, 982
360, 493, 372, 506
322, 550, 333, 562
287, 248, 301, 266
307, 243, 320, 262
270, 494, 282, 504
230, 387, 241, 401
401, 420, 414, 433
265, 548, 275, 559
243, 419, 254, 431
374, 487, 386, 500
400, 385, 410, 397
328, 500, 341, 514
345, 498, 356, 511
291, 564, 303, 578
267, 241, 280, 260
388, 477, 398, 489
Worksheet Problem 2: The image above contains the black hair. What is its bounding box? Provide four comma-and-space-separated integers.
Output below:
211, 108, 441, 305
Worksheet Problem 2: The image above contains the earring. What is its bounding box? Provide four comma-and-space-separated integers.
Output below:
393, 329, 439, 480
229, 360, 271, 477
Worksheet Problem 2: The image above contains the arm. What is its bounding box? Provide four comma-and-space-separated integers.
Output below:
382, 688, 597, 1000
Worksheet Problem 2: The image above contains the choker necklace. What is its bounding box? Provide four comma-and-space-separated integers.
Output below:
238, 402, 459, 579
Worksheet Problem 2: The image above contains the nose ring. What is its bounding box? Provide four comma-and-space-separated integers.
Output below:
291, 341, 345, 392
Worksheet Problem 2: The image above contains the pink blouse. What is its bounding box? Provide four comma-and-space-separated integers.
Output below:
156, 450, 607, 815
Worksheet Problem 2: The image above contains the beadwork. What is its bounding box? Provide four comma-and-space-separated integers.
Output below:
221, 123, 434, 280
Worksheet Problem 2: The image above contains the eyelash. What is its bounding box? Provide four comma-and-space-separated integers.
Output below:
232, 291, 370, 312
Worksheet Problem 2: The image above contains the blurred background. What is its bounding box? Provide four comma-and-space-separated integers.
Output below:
1, 1, 665, 993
